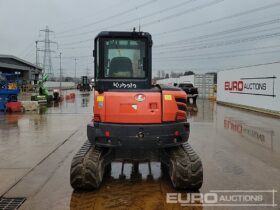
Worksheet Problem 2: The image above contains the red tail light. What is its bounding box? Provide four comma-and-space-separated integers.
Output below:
94, 114, 101, 122
174, 130, 180, 136
176, 113, 186, 121
105, 131, 110, 137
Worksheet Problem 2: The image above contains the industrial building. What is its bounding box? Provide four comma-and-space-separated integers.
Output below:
0, 54, 42, 83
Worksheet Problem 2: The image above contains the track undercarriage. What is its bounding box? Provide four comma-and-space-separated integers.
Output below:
70, 141, 203, 190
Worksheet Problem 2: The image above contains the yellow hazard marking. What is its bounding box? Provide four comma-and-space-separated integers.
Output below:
97, 96, 104, 102
164, 95, 172, 100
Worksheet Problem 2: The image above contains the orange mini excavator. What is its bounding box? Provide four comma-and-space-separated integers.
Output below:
70, 31, 203, 190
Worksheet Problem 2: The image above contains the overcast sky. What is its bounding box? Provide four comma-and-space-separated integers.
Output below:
1, 0, 280, 77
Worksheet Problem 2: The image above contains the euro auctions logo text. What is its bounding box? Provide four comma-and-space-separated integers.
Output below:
222, 76, 276, 97
166, 190, 277, 207
224, 81, 267, 92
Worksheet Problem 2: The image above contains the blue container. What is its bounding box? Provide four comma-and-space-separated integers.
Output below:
0, 95, 8, 110
0, 89, 19, 110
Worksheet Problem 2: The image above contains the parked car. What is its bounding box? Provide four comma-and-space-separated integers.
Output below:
177, 83, 198, 103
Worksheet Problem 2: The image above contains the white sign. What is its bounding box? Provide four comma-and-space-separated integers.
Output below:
224, 76, 276, 97
217, 63, 280, 112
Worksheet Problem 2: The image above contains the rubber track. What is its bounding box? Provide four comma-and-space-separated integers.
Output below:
168, 142, 203, 190
70, 141, 104, 190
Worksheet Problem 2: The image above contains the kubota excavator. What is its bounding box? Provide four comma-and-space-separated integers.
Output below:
70, 31, 203, 190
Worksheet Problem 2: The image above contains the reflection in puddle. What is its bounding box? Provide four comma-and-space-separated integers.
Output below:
0, 113, 22, 127
186, 102, 198, 118
223, 117, 274, 150
41, 90, 93, 114
70, 162, 203, 210
81, 97, 89, 107
0, 114, 22, 139
39, 104, 48, 114
217, 105, 280, 154
66, 98, 76, 104
110, 162, 161, 180
186, 99, 215, 123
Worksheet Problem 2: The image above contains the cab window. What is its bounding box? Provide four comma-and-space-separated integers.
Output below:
103, 39, 146, 78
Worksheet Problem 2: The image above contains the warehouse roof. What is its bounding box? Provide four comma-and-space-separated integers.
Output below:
0, 54, 42, 72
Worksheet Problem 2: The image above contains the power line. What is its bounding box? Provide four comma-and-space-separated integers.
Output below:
212, 60, 280, 71
19, 2, 127, 59
142, 0, 224, 28
182, 26, 280, 47
153, 60, 280, 72
50, 1, 280, 60
60, 46, 92, 50
155, 18, 280, 48
53, 55, 92, 59
56, 0, 199, 39
19, 40, 35, 57
58, 1, 280, 48
48, 2, 280, 68
154, 49, 280, 61
58, 25, 280, 55
155, 26, 280, 51
55, 30, 280, 69
154, 31, 280, 55
169, 60, 280, 71
54, 0, 126, 28
22, 47, 35, 60
56, 0, 158, 35
53, 27, 280, 69
219, 60, 280, 71
154, 44, 280, 59
153, 1, 280, 37
59, 0, 224, 46
59, 38, 94, 47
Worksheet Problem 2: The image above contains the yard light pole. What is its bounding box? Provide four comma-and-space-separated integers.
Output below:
75, 58, 77, 83
35, 41, 38, 67
59, 52, 62, 95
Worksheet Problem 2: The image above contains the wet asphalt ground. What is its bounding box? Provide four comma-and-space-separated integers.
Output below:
0, 90, 279, 210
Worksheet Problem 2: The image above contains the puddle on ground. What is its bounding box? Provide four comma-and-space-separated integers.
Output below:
70, 162, 203, 210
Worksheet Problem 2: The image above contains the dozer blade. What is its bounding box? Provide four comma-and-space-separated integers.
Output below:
161, 142, 203, 190
70, 140, 112, 190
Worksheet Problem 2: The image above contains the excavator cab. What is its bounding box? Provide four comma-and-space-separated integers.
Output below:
70, 31, 203, 191
93, 31, 152, 92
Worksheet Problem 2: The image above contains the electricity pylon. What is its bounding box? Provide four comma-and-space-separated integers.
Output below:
36, 26, 57, 78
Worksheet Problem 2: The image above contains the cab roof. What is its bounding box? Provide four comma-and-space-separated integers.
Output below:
95, 31, 152, 41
